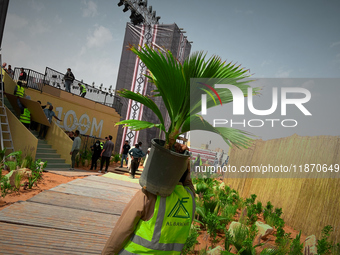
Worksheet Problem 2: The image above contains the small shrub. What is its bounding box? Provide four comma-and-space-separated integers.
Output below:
21, 154, 33, 168
205, 211, 225, 245
0, 176, 12, 198
289, 231, 303, 255
317, 225, 333, 255
14, 173, 22, 191
182, 224, 200, 255
5, 161, 17, 171
224, 228, 232, 252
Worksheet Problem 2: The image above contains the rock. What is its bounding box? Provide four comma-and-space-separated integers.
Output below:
228, 221, 247, 237
255, 221, 274, 239
304, 235, 317, 255
7, 169, 31, 186
207, 246, 223, 255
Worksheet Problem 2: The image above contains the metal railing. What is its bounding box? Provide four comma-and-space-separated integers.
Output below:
13, 68, 45, 92
12, 67, 123, 115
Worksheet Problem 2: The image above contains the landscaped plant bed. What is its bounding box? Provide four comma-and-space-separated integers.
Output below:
0, 170, 84, 211
182, 177, 339, 255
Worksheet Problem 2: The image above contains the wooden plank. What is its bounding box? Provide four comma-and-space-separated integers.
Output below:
5, 92, 51, 126
28, 190, 127, 215
0, 202, 118, 235
45, 168, 101, 177
50, 183, 136, 203
0, 223, 106, 254
67, 178, 139, 193
84, 175, 141, 189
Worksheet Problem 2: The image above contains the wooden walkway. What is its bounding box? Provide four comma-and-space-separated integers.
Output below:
0, 175, 140, 254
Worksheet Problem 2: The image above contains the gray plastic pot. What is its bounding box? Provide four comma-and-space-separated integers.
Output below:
139, 138, 189, 197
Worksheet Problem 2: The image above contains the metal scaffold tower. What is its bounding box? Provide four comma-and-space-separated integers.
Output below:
117, 0, 161, 147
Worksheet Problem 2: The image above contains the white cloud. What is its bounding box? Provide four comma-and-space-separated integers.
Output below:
330, 41, 340, 48
79, 25, 113, 56
86, 25, 113, 48
29, 20, 49, 35
276, 69, 292, 78
82, 0, 98, 17
6, 13, 28, 30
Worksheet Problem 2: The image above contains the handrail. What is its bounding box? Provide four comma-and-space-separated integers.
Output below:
12, 66, 123, 115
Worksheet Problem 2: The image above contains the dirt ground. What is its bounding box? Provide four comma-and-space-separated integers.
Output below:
0, 170, 85, 211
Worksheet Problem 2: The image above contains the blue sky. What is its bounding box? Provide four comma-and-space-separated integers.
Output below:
2, 0, 340, 91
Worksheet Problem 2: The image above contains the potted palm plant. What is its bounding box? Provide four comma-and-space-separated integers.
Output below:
116, 45, 259, 196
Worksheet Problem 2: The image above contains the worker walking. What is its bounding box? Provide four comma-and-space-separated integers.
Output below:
78, 83, 86, 98
14, 81, 25, 111
102, 144, 195, 255
20, 105, 31, 129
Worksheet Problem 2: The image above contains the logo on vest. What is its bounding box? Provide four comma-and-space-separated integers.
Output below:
167, 197, 190, 219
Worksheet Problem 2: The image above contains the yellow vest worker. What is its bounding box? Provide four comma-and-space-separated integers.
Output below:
15, 84, 25, 97
20, 108, 31, 129
78, 83, 87, 98
119, 185, 195, 254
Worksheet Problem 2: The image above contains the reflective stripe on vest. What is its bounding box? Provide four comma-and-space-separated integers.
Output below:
20, 108, 31, 124
119, 185, 196, 254
100, 142, 104, 150
81, 84, 86, 93
15, 85, 25, 97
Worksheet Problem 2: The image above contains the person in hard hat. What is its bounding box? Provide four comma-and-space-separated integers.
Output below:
102, 143, 195, 255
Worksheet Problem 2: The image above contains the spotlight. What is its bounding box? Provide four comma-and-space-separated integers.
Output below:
131, 13, 144, 25
148, 6, 152, 13
152, 10, 156, 18
118, 0, 124, 7
155, 16, 161, 22
138, 0, 147, 7
123, 3, 129, 12
130, 9, 136, 19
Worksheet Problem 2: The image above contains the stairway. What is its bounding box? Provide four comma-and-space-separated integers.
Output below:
3, 96, 71, 170
31, 130, 71, 170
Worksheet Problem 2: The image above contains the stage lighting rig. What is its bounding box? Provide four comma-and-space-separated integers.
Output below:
117, 0, 161, 25
123, 3, 130, 12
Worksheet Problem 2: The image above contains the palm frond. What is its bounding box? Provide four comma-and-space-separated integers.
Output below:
117, 89, 165, 127
181, 114, 254, 149
115, 119, 165, 132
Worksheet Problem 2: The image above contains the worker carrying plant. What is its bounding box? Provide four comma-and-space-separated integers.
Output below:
102, 144, 195, 255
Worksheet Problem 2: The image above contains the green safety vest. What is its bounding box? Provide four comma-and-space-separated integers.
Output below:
15, 85, 25, 97
100, 142, 104, 150
119, 185, 195, 254
80, 84, 86, 94
194, 157, 202, 166
20, 108, 31, 124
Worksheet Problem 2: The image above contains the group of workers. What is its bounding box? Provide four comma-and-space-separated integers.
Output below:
14, 80, 62, 137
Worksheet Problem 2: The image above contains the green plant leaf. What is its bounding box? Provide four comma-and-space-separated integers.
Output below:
115, 119, 165, 132
181, 114, 254, 148
116, 89, 165, 127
